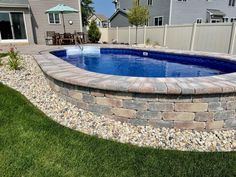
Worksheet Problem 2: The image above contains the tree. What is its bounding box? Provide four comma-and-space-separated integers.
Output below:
88, 20, 101, 43
81, 0, 94, 26
128, 0, 149, 44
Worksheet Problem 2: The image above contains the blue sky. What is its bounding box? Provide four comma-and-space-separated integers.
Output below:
92, 0, 114, 17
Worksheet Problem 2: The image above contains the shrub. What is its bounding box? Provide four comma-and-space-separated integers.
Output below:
145, 38, 151, 45
88, 20, 101, 43
7, 47, 22, 70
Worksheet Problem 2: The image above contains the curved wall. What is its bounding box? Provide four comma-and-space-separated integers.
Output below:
35, 47, 236, 131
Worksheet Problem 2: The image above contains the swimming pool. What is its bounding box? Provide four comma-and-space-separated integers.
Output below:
38, 46, 236, 131
52, 48, 236, 78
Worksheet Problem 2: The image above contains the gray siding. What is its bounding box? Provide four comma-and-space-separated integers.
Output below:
28, 0, 82, 44
110, 12, 130, 27
0, 0, 29, 5
171, 0, 236, 25
119, 0, 132, 10
144, 0, 170, 26
0, 7, 34, 44
112, 0, 171, 27
117, 0, 236, 26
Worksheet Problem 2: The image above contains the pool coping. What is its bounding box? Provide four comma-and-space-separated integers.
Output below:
35, 46, 236, 95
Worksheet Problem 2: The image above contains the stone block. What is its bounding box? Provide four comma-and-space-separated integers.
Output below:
148, 103, 174, 111
129, 119, 148, 126
82, 94, 95, 103
193, 96, 220, 103
162, 112, 194, 121
208, 102, 225, 111
112, 108, 136, 118
136, 111, 161, 120
110, 115, 129, 123
206, 121, 224, 130
123, 100, 147, 111
59, 87, 68, 95
174, 121, 206, 130
77, 101, 88, 110
96, 97, 122, 108
227, 101, 236, 110
106, 92, 133, 100
91, 90, 105, 97
213, 110, 235, 121
88, 104, 112, 115
175, 103, 208, 112
195, 112, 213, 122
224, 119, 236, 128
149, 120, 174, 128
133, 93, 158, 101
68, 90, 83, 101
220, 95, 236, 102
159, 95, 192, 103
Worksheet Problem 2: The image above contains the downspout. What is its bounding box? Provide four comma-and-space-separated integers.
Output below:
168, 0, 172, 25
78, 0, 83, 32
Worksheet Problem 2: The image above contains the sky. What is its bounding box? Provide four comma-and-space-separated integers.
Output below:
92, 0, 114, 18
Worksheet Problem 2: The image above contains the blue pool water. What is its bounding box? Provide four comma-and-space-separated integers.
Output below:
51, 48, 236, 78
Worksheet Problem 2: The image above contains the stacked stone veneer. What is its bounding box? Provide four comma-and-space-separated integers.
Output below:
47, 76, 236, 131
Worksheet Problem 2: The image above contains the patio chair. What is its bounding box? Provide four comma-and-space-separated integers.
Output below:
59, 33, 75, 45
53, 33, 61, 45
45, 31, 55, 45
74, 32, 86, 44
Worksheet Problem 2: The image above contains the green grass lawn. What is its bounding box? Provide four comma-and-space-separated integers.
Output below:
0, 83, 235, 177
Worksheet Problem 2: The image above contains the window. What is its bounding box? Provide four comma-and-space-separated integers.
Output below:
231, 17, 236, 22
154, 16, 163, 26
136, 0, 140, 6
196, 18, 202, 24
48, 13, 60, 24
223, 17, 229, 23
178, 0, 187, 2
229, 0, 235, 6
147, 0, 153, 6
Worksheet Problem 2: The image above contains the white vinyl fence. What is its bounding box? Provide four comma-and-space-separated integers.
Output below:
99, 22, 236, 55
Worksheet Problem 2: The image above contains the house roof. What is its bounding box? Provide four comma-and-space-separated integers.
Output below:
88, 13, 108, 22
96, 14, 108, 21
109, 9, 129, 21
207, 9, 226, 16
0, 0, 29, 8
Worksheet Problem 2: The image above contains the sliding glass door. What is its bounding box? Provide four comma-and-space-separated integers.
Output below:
0, 12, 13, 40
11, 12, 27, 39
0, 12, 27, 41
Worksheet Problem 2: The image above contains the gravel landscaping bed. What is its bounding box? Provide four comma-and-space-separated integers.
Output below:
0, 55, 235, 152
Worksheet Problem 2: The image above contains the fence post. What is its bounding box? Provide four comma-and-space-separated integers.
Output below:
190, 22, 197, 51
116, 26, 119, 43
163, 24, 168, 47
128, 26, 131, 45
143, 25, 147, 44
229, 22, 236, 55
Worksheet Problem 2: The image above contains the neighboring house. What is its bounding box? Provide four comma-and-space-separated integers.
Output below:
111, 0, 236, 27
0, 0, 82, 44
109, 9, 130, 27
88, 13, 109, 28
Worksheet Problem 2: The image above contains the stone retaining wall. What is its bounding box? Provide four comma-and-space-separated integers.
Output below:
47, 76, 236, 131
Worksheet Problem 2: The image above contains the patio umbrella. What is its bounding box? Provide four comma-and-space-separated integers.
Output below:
46, 4, 78, 33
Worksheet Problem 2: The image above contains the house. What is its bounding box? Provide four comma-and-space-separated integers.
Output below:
109, 9, 130, 27
110, 0, 236, 27
88, 13, 109, 28
0, 0, 83, 44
